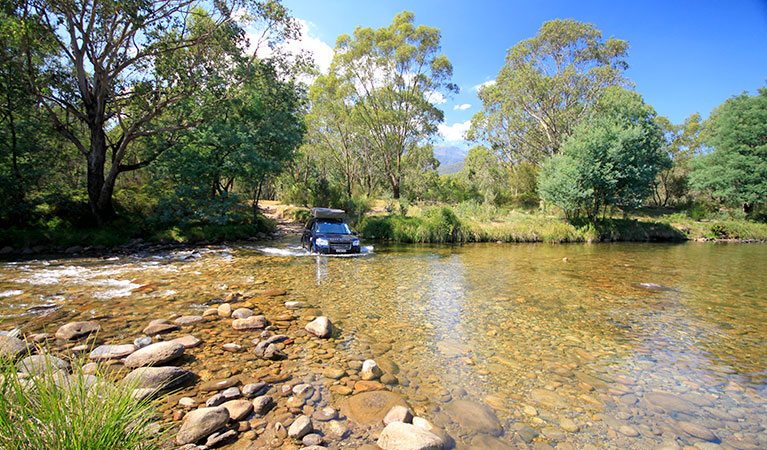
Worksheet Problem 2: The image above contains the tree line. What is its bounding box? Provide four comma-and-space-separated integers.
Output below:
1, 5, 765, 233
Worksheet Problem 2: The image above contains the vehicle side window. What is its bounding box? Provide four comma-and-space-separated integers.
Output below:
313, 222, 321, 233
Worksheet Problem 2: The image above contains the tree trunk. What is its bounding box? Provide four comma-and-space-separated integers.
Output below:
252, 176, 264, 223
86, 127, 116, 226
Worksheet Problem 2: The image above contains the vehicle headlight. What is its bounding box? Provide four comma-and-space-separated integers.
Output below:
315, 238, 329, 246
352, 239, 360, 246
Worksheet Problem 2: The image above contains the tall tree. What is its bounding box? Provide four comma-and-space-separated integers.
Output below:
690, 87, 767, 214
330, 10, 457, 198
538, 87, 663, 221
460, 145, 507, 204
21, 0, 295, 225
469, 19, 629, 166
650, 113, 703, 207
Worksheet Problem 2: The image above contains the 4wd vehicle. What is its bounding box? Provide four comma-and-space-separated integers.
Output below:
301, 208, 361, 254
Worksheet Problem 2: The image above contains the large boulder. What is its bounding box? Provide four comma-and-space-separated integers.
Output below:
175, 406, 229, 445
55, 321, 101, 340
0, 336, 29, 360
443, 400, 502, 436
124, 341, 184, 368
89, 344, 137, 361
305, 317, 333, 338
340, 391, 408, 425
122, 366, 195, 391
377, 422, 444, 450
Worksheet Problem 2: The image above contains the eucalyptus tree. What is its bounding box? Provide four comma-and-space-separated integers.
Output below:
330, 11, 457, 198
21, 0, 296, 225
651, 113, 703, 207
469, 19, 630, 166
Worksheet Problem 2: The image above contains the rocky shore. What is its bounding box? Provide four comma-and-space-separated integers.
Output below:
0, 286, 498, 450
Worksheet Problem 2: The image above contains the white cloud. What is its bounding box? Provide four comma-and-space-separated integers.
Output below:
426, 90, 447, 105
453, 103, 471, 111
438, 120, 472, 142
472, 80, 496, 91
243, 18, 334, 75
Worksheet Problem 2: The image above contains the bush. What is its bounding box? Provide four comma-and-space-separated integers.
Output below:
0, 351, 166, 450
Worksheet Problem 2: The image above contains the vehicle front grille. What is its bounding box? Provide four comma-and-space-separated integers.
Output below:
330, 243, 351, 251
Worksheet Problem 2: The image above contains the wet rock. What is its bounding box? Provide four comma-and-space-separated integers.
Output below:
541, 427, 565, 441
443, 400, 502, 436
175, 316, 203, 326
223, 343, 242, 352
288, 415, 313, 440
221, 387, 240, 399
142, 322, 178, 335
381, 374, 399, 385
217, 303, 232, 317
134, 336, 153, 348
285, 301, 306, 309
531, 389, 568, 409
206, 394, 225, 407
377, 422, 444, 450
232, 308, 254, 319
645, 392, 697, 413
355, 380, 386, 392
618, 425, 639, 437
341, 391, 407, 425
384, 405, 413, 425
179, 397, 198, 408
252, 395, 274, 414
0, 336, 30, 360
262, 288, 286, 297
254, 341, 285, 360
89, 344, 137, 361
19, 354, 70, 375
176, 406, 230, 445
122, 366, 194, 391
171, 335, 202, 348
313, 406, 337, 422
222, 399, 253, 421
242, 382, 269, 398
302, 433, 323, 446
232, 315, 267, 330
522, 405, 538, 416
124, 341, 185, 368
55, 321, 101, 340
361, 359, 383, 380
305, 317, 333, 338
560, 418, 579, 433
205, 429, 237, 447
324, 420, 348, 439
679, 422, 718, 442
200, 377, 239, 392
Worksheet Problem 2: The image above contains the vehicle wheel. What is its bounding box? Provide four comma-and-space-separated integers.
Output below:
311, 242, 317, 253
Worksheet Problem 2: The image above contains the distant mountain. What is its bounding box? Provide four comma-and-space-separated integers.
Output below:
433, 145, 467, 167
437, 160, 464, 176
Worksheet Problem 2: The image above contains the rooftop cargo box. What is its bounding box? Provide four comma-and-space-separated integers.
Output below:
311, 208, 345, 220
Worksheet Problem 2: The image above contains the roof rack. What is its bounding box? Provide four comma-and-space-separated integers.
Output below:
310, 207, 346, 220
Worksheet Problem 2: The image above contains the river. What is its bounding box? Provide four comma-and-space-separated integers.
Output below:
1, 240, 766, 449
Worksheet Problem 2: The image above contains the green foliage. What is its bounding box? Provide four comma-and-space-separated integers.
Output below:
539, 87, 664, 221
650, 114, 703, 206
0, 353, 166, 450
689, 86, 767, 213
469, 19, 629, 165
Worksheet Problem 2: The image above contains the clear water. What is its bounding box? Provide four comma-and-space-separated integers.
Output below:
1, 241, 766, 449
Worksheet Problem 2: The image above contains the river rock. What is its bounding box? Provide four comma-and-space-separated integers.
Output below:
443, 400, 502, 436
134, 336, 153, 348
176, 406, 230, 445
89, 344, 137, 361
174, 316, 203, 326
205, 429, 237, 447
323, 367, 346, 379
122, 366, 194, 391
560, 417, 579, 433
285, 301, 306, 309
232, 315, 267, 330
384, 405, 413, 425
254, 342, 285, 360
55, 321, 101, 340
341, 391, 408, 425
377, 422, 444, 450
645, 392, 697, 413
288, 415, 313, 439
18, 354, 70, 374
262, 288, 286, 297
206, 394, 225, 407
124, 341, 185, 368
531, 388, 568, 409
232, 308, 254, 319
252, 395, 273, 414
171, 335, 202, 348
217, 303, 232, 317
142, 322, 178, 335
222, 343, 242, 352
361, 359, 383, 380
313, 406, 338, 422
242, 382, 269, 398
679, 422, 718, 442
305, 317, 333, 338
469, 434, 511, 450
0, 336, 29, 360
222, 399, 253, 421
199, 377, 239, 392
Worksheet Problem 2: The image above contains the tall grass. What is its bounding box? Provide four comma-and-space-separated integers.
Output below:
0, 352, 166, 450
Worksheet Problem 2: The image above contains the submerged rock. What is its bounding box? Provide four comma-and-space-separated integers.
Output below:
55, 321, 101, 340
443, 400, 502, 436
341, 391, 407, 425
305, 316, 333, 338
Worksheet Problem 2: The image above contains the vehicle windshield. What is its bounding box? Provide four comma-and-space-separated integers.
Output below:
314, 221, 351, 234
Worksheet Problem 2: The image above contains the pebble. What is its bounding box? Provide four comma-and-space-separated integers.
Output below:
217, 303, 232, 317
361, 359, 383, 380
252, 395, 274, 414
232, 308, 255, 319
560, 417, 579, 432
179, 397, 198, 408
134, 336, 153, 348
322, 367, 346, 379
223, 343, 242, 352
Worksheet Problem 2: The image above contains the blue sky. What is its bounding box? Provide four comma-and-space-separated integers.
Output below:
281, 0, 767, 149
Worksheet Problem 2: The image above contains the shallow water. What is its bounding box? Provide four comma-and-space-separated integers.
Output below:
1, 240, 766, 449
